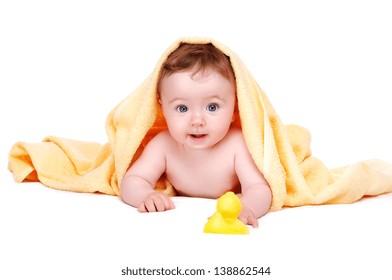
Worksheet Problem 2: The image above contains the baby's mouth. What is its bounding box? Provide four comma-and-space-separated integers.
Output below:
190, 134, 207, 140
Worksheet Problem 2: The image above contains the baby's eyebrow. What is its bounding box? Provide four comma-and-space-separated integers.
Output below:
205, 95, 225, 102
167, 97, 187, 104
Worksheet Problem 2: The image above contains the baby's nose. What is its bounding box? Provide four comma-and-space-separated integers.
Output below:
191, 112, 206, 127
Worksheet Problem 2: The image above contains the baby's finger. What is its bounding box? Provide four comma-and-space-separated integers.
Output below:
142, 198, 158, 212
238, 215, 247, 225
239, 214, 259, 228
164, 197, 175, 210
154, 196, 167, 212
247, 216, 259, 228
137, 202, 148, 212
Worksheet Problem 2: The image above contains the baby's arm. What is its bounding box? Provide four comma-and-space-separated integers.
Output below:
234, 133, 272, 227
120, 133, 174, 212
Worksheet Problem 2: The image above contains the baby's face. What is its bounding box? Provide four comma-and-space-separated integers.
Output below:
159, 69, 236, 150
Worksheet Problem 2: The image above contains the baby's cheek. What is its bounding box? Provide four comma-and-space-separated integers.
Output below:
216, 122, 232, 139
167, 126, 186, 143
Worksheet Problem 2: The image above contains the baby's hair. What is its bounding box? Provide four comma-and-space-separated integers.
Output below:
158, 43, 235, 87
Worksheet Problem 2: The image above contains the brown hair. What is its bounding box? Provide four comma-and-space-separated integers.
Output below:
158, 43, 235, 87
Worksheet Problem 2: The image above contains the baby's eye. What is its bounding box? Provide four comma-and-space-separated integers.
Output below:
176, 105, 188, 113
207, 104, 219, 112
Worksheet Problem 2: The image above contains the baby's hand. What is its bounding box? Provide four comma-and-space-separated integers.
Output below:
239, 205, 259, 228
138, 192, 175, 212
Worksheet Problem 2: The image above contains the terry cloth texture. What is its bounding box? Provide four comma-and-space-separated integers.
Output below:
8, 37, 392, 210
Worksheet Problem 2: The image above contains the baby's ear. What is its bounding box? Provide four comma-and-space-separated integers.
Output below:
157, 94, 162, 105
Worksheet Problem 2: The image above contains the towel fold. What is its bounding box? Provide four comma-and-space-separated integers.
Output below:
8, 37, 392, 210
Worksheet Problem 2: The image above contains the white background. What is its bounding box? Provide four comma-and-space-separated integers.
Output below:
1, 1, 391, 279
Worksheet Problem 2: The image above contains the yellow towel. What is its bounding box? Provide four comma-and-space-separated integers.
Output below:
8, 37, 392, 210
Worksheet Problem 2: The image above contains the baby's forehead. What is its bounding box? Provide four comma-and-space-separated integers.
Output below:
161, 68, 233, 86
159, 70, 235, 97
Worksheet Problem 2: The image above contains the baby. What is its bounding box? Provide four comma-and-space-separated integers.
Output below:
120, 43, 272, 227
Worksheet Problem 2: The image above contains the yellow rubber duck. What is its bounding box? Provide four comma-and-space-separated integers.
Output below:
203, 191, 249, 234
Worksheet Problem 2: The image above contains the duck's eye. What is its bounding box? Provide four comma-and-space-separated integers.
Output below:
207, 104, 219, 112
176, 105, 188, 113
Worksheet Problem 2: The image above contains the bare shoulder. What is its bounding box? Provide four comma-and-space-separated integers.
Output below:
138, 130, 173, 159
146, 130, 173, 148
225, 127, 256, 165
125, 130, 171, 177
224, 127, 247, 148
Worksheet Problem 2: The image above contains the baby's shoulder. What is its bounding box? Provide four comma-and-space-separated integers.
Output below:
140, 130, 175, 158
225, 127, 246, 144
146, 130, 175, 149
223, 127, 250, 153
